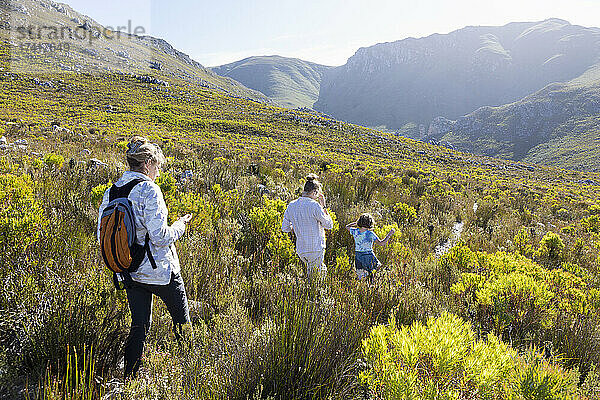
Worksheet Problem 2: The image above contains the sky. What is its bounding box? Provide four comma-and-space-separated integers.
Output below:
63, 0, 600, 67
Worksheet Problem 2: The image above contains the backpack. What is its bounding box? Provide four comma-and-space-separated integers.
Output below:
99, 178, 157, 288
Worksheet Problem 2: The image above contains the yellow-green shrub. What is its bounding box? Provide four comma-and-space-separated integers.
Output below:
537, 231, 565, 262
43, 153, 65, 169
249, 198, 296, 270
514, 227, 534, 257
361, 312, 580, 399
156, 172, 177, 196
166, 191, 217, 232
360, 312, 517, 399
393, 202, 417, 226
452, 250, 598, 341
90, 181, 111, 209
0, 173, 48, 258
581, 215, 600, 234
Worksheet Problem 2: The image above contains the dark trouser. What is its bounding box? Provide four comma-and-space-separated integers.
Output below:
124, 272, 190, 378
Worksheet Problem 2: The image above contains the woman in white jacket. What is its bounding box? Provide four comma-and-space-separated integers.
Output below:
97, 136, 192, 378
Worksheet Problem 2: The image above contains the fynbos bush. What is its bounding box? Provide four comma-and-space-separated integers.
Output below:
0, 173, 48, 259
361, 312, 580, 399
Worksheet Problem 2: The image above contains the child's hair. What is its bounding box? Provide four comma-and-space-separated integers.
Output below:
357, 213, 374, 229
303, 173, 322, 194
126, 136, 166, 171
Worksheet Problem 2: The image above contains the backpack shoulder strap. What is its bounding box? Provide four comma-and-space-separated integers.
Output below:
144, 233, 158, 269
109, 178, 145, 202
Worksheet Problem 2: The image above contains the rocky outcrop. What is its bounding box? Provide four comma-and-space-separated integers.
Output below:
428, 116, 455, 137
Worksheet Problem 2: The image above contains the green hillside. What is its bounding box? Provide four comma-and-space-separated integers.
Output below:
431, 65, 600, 171
523, 116, 600, 170
212, 55, 332, 108
1, 0, 271, 102
2, 2, 600, 399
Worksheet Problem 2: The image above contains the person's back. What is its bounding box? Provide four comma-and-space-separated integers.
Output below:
281, 174, 333, 276
98, 171, 180, 283
96, 136, 193, 379
283, 196, 329, 254
350, 228, 378, 253
346, 213, 395, 279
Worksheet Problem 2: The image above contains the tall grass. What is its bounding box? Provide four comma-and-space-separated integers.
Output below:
30, 346, 103, 400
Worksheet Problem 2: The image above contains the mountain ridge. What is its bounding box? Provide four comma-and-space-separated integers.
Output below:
1, 0, 271, 102
315, 18, 600, 127
313, 18, 600, 170
211, 55, 332, 108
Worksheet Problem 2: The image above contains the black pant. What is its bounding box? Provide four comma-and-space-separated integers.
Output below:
124, 272, 190, 378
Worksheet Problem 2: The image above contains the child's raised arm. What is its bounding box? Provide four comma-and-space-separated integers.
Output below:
346, 220, 358, 231
375, 228, 396, 246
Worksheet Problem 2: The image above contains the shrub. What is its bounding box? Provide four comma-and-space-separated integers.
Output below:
0, 173, 48, 259
580, 364, 600, 399
581, 215, 600, 234
476, 271, 556, 333
360, 312, 517, 399
514, 227, 534, 258
588, 204, 600, 215
31, 158, 43, 170
261, 282, 369, 399
43, 153, 65, 169
436, 242, 478, 291
515, 350, 579, 400
537, 231, 565, 265
360, 312, 580, 400
156, 171, 177, 196
166, 191, 218, 232
248, 198, 297, 272
452, 250, 599, 348
90, 181, 111, 209
0, 270, 128, 381
333, 250, 352, 277
393, 202, 417, 226
475, 195, 497, 229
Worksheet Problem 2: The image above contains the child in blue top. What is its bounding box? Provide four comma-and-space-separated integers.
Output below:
346, 213, 395, 279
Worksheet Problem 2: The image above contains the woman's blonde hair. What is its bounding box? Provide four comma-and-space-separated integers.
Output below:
125, 136, 166, 172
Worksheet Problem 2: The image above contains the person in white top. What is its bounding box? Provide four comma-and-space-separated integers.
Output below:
97, 136, 192, 378
281, 174, 333, 277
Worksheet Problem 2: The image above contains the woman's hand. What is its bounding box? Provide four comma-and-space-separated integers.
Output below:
317, 191, 326, 208
179, 214, 193, 224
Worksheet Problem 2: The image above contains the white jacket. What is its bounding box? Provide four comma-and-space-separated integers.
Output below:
97, 171, 186, 285
281, 196, 333, 255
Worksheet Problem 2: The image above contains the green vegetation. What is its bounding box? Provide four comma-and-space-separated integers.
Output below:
2, 3, 600, 400
435, 71, 600, 170
2, 62, 600, 396
523, 116, 600, 171
361, 312, 581, 399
